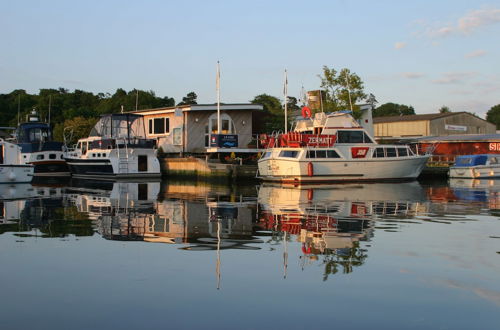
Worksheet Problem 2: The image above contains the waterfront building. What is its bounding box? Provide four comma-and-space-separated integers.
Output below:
373, 112, 495, 140
132, 103, 263, 155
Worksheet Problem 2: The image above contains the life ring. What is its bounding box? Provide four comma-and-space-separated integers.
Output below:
307, 162, 314, 177
301, 106, 312, 118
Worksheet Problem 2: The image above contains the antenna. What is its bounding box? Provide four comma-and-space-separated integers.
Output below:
135, 90, 138, 111
48, 95, 52, 126
283, 69, 288, 134
17, 94, 20, 126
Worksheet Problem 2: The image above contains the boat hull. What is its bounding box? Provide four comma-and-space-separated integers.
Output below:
0, 165, 34, 183
65, 155, 161, 181
449, 165, 500, 179
258, 156, 429, 184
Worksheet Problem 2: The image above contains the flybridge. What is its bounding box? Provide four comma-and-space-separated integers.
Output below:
260, 132, 337, 148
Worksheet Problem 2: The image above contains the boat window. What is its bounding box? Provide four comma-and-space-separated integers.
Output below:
386, 148, 397, 157
49, 154, 56, 159
148, 119, 153, 134
77, 142, 81, 150
337, 131, 364, 143
374, 148, 385, 158
36, 154, 44, 160
327, 150, 340, 158
82, 142, 88, 155
397, 147, 408, 157
490, 157, 498, 164
279, 150, 299, 158
316, 150, 327, 158
306, 150, 316, 158
363, 132, 373, 143
0, 145, 3, 164
261, 151, 272, 159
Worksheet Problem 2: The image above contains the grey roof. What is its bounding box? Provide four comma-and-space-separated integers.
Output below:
131, 103, 263, 114
373, 111, 474, 124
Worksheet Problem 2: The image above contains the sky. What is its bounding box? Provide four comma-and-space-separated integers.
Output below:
1, 0, 499, 117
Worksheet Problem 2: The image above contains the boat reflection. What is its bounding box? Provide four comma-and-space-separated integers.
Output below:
0, 183, 78, 236
257, 182, 428, 278
66, 180, 262, 249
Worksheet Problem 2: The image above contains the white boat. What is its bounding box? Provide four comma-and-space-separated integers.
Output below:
14, 109, 69, 176
257, 111, 430, 183
449, 154, 500, 179
0, 138, 34, 183
64, 113, 161, 180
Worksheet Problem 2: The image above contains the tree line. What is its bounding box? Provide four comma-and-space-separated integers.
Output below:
2, 66, 499, 143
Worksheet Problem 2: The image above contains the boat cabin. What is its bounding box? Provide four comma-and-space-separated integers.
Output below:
453, 154, 500, 167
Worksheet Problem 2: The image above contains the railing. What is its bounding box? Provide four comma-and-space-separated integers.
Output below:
258, 132, 337, 149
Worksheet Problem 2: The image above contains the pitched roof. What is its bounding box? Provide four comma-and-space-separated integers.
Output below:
373, 111, 470, 123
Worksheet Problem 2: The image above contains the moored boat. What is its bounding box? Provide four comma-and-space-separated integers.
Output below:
0, 138, 34, 183
14, 109, 69, 177
64, 113, 161, 180
257, 111, 430, 184
449, 154, 500, 179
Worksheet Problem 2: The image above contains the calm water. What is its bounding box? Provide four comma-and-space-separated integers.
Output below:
1, 178, 499, 330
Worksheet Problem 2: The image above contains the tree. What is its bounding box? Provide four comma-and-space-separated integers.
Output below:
486, 104, 500, 129
250, 94, 285, 133
373, 102, 416, 117
318, 66, 367, 117
177, 92, 197, 105
439, 105, 450, 113
53, 116, 99, 145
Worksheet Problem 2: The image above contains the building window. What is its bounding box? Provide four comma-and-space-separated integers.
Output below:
149, 117, 170, 135
205, 113, 236, 147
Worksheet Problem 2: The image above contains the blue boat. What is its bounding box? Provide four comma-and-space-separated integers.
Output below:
449, 154, 500, 179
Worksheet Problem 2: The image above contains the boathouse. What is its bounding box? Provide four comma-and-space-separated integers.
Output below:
132, 103, 263, 154
373, 112, 495, 139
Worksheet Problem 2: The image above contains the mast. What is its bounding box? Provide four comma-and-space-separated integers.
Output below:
284, 69, 288, 134
216, 61, 221, 134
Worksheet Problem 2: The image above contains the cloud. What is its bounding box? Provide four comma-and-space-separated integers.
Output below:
394, 42, 407, 50
465, 49, 487, 58
401, 72, 425, 79
458, 8, 500, 34
420, 7, 500, 38
432, 72, 476, 84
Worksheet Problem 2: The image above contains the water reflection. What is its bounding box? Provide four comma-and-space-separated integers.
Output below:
1, 178, 499, 328
257, 182, 428, 279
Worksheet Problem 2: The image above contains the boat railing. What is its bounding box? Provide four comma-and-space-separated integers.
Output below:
259, 132, 337, 149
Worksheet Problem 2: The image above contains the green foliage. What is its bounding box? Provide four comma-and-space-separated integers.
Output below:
373, 102, 416, 117
177, 92, 198, 105
486, 104, 500, 129
439, 105, 451, 113
251, 94, 286, 133
318, 66, 367, 117
53, 116, 99, 145
0, 88, 176, 128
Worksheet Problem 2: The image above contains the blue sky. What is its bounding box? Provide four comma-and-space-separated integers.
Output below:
1, 0, 499, 117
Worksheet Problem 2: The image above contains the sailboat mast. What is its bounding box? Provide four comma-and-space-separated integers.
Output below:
216, 61, 221, 134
